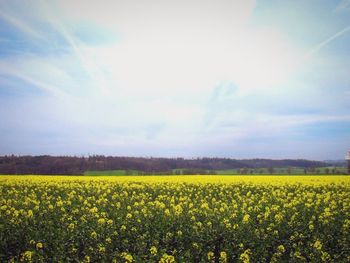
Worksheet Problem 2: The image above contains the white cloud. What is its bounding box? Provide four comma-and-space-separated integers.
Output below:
0, 0, 303, 99
49, 0, 301, 96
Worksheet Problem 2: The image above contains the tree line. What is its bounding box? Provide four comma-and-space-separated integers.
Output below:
0, 155, 332, 175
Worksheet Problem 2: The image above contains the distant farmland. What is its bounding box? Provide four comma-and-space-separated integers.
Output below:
84, 166, 348, 176
1, 155, 345, 175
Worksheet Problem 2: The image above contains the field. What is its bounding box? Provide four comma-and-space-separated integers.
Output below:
83, 167, 348, 176
0, 175, 349, 262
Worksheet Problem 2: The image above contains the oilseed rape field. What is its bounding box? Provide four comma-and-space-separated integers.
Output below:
0, 176, 349, 262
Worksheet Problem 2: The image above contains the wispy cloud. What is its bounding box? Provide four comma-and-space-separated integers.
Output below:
0, 60, 68, 98
0, 9, 43, 40
38, 1, 113, 95
304, 25, 350, 59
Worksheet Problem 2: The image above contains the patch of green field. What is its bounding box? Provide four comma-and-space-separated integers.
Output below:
84, 170, 139, 176
84, 166, 347, 176
214, 169, 238, 174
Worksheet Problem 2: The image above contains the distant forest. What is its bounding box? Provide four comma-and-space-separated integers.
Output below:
0, 155, 342, 175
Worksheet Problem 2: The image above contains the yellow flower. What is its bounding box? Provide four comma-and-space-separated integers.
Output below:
89, 207, 98, 213
277, 245, 285, 253
98, 245, 106, 253
242, 214, 250, 224
174, 204, 183, 216
208, 251, 215, 262
321, 251, 331, 262
98, 218, 106, 225
159, 253, 175, 263
239, 249, 251, 263
27, 210, 33, 218
91, 231, 97, 239
219, 251, 227, 263
150, 246, 157, 256
313, 240, 322, 250
36, 242, 43, 249
68, 223, 75, 230
21, 251, 33, 262
201, 202, 209, 210
126, 213, 132, 219
274, 213, 283, 223
121, 252, 133, 263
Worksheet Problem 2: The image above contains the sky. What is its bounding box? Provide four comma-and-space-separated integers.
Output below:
0, 0, 349, 160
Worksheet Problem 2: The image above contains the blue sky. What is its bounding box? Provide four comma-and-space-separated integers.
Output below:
0, 0, 349, 160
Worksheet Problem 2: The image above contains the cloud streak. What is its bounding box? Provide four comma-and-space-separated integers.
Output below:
0, 9, 43, 40
304, 25, 350, 59
38, 1, 113, 95
0, 60, 68, 97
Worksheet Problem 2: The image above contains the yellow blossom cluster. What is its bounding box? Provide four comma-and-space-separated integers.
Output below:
0, 175, 349, 262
